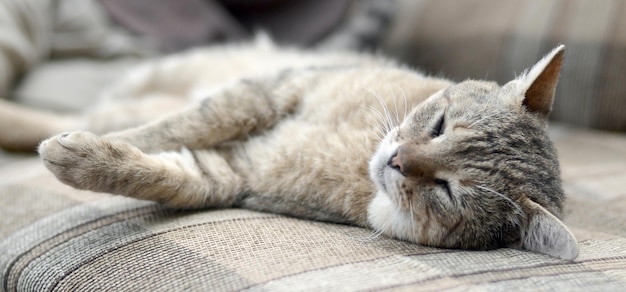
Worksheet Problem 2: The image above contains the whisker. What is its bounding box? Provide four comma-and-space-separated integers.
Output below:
392, 93, 400, 127
367, 121, 386, 140
365, 105, 386, 126
354, 222, 387, 242
468, 116, 487, 129
340, 225, 384, 242
368, 88, 394, 132
364, 105, 389, 140
392, 84, 409, 123
476, 185, 523, 215
363, 229, 386, 241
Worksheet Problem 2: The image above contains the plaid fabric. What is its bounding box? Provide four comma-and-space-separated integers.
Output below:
388, 0, 626, 131
2, 124, 626, 291
2, 202, 626, 291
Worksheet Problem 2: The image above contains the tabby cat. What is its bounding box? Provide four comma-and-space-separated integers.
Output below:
5, 38, 579, 259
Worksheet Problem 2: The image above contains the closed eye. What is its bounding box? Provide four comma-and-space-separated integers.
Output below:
431, 114, 445, 138
435, 179, 453, 202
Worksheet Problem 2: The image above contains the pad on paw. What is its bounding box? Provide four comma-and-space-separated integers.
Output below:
39, 131, 139, 192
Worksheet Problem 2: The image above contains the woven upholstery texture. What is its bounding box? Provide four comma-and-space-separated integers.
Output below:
2, 124, 626, 291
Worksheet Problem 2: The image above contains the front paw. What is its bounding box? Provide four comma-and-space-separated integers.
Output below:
38, 131, 137, 192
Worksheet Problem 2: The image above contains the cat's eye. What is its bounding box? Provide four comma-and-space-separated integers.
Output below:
434, 178, 453, 201
430, 114, 445, 138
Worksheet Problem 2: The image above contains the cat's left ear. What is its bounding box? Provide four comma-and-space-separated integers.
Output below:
517, 197, 579, 260
512, 45, 565, 121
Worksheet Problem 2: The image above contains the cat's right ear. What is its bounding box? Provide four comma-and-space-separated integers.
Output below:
511, 45, 565, 121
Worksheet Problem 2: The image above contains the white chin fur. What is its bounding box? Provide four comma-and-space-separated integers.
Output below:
367, 191, 416, 242
368, 127, 414, 240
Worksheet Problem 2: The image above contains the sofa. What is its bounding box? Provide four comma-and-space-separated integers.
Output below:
2, 0, 626, 290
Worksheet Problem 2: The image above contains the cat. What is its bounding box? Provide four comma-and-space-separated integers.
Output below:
4, 38, 578, 260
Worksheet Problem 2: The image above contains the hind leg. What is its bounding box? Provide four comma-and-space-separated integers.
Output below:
39, 131, 243, 208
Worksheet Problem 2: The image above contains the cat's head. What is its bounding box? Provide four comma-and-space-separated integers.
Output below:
368, 45, 578, 260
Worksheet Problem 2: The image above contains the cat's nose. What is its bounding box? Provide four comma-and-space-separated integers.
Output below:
387, 149, 405, 176
389, 145, 437, 178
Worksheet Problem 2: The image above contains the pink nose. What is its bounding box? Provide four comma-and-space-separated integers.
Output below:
387, 145, 439, 178
388, 149, 405, 175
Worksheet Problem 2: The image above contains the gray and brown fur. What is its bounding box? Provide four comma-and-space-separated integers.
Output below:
0, 38, 578, 259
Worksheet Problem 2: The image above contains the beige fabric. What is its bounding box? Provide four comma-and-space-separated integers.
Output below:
1, 124, 626, 291
387, 0, 626, 131
3, 204, 626, 291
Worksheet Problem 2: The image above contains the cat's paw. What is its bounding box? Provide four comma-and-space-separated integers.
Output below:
39, 131, 139, 192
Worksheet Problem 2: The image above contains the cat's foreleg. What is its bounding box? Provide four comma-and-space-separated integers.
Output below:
104, 77, 300, 153
39, 75, 300, 206
39, 131, 242, 208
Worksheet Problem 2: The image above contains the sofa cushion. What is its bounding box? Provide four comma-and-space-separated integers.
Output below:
3, 123, 626, 291
2, 192, 626, 291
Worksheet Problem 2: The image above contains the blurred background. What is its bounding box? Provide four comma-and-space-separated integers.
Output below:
1, 0, 625, 131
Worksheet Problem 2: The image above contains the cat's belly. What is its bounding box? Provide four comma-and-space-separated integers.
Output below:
230, 120, 378, 225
